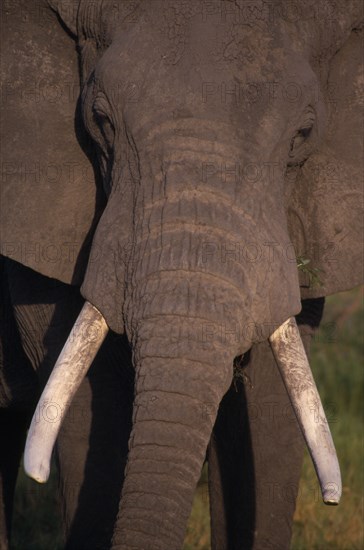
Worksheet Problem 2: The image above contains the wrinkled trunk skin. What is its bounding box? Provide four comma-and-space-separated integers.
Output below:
112, 297, 236, 548
84, 133, 301, 548
111, 155, 246, 547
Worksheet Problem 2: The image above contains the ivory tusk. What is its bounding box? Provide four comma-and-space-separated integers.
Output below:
24, 301, 108, 483
269, 317, 341, 505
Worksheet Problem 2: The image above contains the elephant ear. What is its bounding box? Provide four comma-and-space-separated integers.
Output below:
287, 29, 363, 298
0, 2, 103, 285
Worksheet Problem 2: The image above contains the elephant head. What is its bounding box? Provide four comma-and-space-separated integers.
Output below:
3, 0, 362, 548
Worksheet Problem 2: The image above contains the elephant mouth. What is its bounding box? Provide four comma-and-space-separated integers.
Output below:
24, 300, 341, 505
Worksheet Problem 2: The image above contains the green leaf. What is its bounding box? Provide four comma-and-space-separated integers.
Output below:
296, 256, 323, 287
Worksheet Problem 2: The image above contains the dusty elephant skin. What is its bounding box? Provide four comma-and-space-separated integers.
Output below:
1, 0, 363, 549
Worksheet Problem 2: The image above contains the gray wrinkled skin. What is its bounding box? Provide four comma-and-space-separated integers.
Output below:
0, 1, 363, 548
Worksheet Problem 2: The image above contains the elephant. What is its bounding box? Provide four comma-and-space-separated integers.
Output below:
1, 1, 363, 549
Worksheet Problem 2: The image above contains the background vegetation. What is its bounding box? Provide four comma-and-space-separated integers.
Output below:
11, 287, 363, 549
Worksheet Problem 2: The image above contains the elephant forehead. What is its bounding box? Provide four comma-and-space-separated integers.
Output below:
93, 23, 313, 148
96, 11, 288, 93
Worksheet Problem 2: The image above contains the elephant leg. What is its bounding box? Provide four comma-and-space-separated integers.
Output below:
5, 258, 134, 549
4, 258, 85, 546
58, 330, 134, 550
208, 298, 325, 550
0, 257, 37, 549
0, 410, 30, 550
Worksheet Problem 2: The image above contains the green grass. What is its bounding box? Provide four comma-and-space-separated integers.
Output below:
10, 287, 363, 549
184, 467, 210, 550
11, 461, 63, 550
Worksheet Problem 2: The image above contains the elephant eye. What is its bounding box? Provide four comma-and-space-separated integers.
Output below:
291, 125, 313, 149
93, 110, 115, 154
288, 107, 316, 165
92, 96, 115, 155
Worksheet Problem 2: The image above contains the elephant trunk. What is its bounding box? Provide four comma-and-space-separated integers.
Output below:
112, 307, 234, 550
